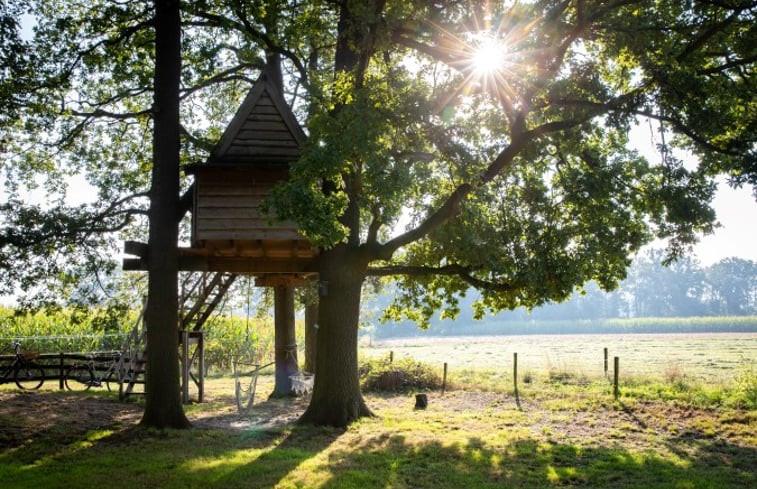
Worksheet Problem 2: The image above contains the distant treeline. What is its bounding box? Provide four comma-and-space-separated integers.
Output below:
370, 316, 757, 338
361, 250, 757, 337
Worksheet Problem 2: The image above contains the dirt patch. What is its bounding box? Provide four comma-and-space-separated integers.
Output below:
0, 390, 142, 462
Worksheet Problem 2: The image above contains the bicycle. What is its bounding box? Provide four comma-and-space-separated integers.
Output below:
63, 352, 122, 392
0, 341, 45, 390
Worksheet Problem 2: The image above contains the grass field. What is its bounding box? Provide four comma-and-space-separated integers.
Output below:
0, 333, 755, 489
361, 332, 757, 384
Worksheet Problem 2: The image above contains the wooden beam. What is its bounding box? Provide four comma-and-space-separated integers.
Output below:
179, 255, 317, 273
124, 240, 149, 258
123, 257, 148, 271
255, 274, 313, 287
123, 247, 318, 274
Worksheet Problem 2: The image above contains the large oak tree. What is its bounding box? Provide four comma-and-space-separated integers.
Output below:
1, 1, 755, 427
142, 0, 189, 428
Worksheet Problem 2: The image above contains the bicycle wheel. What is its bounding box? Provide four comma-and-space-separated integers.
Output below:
104, 370, 119, 392
14, 363, 45, 390
64, 365, 93, 391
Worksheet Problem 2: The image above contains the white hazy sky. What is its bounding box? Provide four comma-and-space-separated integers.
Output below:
692, 182, 757, 266
628, 123, 757, 266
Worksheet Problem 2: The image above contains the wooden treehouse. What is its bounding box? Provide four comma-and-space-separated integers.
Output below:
123, 73, 317, 402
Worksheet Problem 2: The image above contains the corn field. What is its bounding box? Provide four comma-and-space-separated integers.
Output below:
0, 306, 294, 372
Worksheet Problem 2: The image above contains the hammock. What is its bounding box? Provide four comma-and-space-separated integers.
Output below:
233, 360, 274, 413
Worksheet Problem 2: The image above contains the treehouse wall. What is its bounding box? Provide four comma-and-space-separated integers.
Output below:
192, 168, 301, 245
179, 73, 315, 269
124, 74, 316, 273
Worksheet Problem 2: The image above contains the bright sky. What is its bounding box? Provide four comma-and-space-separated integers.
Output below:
628, 123, 757, 266
692, 182, 757, 266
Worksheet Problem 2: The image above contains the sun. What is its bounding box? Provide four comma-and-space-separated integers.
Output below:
470, 35, 508, 76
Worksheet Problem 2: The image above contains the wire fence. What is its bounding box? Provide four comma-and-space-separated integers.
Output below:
361, 333, 757, 385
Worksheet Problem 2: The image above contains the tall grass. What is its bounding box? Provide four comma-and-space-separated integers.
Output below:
203, 315, 287, 371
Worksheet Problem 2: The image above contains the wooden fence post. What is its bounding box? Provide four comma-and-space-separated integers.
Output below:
613, 356, 620, 400
514, 352, 521, 409
604, 348, 608, 377
181, 330, 189, 404
59, 352, 65, 390
389, 351, 393, 363
197, 332, 204, 403
442, 362, 448, 394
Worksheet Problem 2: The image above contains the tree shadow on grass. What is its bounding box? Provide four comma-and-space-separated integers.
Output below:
315, 433, 756, 489
618, 399, 756, 479
190, 423, 342, 489
0, 390, 142, 466
2, 391, 755, 489
1, 393, 341, 489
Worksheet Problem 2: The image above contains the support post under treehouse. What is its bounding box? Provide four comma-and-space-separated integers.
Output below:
271, 284, 298, 397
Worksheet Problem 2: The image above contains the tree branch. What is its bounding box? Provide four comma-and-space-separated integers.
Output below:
190, 8, 312, 92
697, 54, 757, 75
367, 264, 513, 292
551, 97, 744, 156
376, 182, 472, 260
69, 108, 152, 120
179, 63, 262, 101
366, 204, 382, 246
676, 7, 745, 62
376, 116, 587, 260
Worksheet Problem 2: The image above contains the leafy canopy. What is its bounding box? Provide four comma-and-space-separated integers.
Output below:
1, 0, 755, 325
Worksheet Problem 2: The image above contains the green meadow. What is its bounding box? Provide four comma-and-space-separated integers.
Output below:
361, 332, 757, 384
1, 332, 755, 489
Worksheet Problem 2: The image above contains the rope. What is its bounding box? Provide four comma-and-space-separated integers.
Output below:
245, 275, 252, 341
283, 343, 299, 362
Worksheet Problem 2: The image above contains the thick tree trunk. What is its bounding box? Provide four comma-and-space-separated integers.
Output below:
140, 0, 189, 429
304, 298, 318, 373
270, 284, 299, 397
299, 247, 373, 426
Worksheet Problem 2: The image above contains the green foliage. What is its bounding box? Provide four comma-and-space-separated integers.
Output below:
203, 315, 280, 372
359, 357, 441, 392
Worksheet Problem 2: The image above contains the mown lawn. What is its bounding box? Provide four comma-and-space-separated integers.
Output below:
0, 373, 754, 489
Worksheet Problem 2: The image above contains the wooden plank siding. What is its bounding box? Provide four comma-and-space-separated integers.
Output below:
213, 92, 303, 163
194, 171, 303, 243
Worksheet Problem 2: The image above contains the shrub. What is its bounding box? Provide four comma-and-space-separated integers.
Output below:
360, 357, 442, 392
522, 371, 534, 384
546, 369, 589, 385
